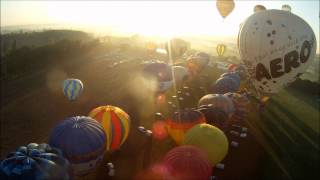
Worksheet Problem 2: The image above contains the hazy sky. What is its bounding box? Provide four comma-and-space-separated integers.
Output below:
1, 1, 319, 45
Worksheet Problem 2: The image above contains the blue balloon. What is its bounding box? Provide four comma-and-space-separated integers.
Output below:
212, 77, 239, 94
0, 143, 70, 180
49, 116, 106, 176
221, 72, 241, 83
62, 79, 83, 101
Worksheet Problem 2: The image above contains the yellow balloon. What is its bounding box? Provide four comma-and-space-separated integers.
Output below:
183, 124, 229, 166
216, 44, 226, 56
216, 0, 235, 18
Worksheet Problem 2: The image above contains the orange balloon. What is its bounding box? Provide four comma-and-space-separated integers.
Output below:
216, 0, 235, 18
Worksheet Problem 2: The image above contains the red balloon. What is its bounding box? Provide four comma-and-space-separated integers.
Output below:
163, 145, 212, 180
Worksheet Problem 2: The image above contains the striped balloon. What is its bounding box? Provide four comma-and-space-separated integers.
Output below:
166, 110, 206, 145
62, 79, 83, 101
224, 92, 250, 122
216, 44, 226, 56
89, 105, 130, 151
163, 146, 212, 180
198, 94, 235, 118
0, 143, 70, 180
49, 116, 106, 176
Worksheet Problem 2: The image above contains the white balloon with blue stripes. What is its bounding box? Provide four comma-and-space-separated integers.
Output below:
62, 79, 84, 101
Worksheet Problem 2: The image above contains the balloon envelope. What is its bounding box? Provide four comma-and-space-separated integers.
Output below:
49, 116, 106, 176
89, 105, 130, 151
0, 143, 70, 180
224, 92, 250, 122
166, 110, 206, 145
220, 72, 241, 85
238, 10, 317, 93
216, 0, 235, 18
216, 44, 226, 57
142, 61, 173, 93
198, 105, 229, 130
187, 52, 210, 76
163, 146, 212, 180
62, 79, 83, 101
183, 124, 229, 166
198, 94, 235, 117
254, 5, 266, 13
172, 66, 190, 85
212, 77, 240, 94
281, 4, 291, 12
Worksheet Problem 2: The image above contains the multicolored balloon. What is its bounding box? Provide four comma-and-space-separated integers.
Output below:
62, 79, 83, 101
238, 10, 317, 94
211, 77, 240, 94
183, 124, 229, 166
88, 105, 130, 151
216, 44, 226, 57
0, 143, 70, 180
49, 116, 106, 176
216, 0, 235, 19
166, 110, 206, 145
198, 94, 235, 118
142, 61, 173, 93
224, 92, 250, 122
162, 146, 212, 180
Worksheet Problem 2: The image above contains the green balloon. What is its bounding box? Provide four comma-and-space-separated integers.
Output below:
183, 124, 229, 166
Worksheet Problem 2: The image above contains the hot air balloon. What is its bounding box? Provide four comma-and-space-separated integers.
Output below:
88, 105, 130, 151
49, 116, 106, 176
224, 92, 250, 122
0, 143, 70, 180
281, 4, 291, 12
166, 110, 206, 145
172, 66, 190, 86
238, 10, 317, 94
227, 63, 238, 72
62, 79, 83, 101
162, 146, 212, 180
216, 0, 235, 19
216, 44, 226, 57
220, 72, 241, 85
165, 38, 190, 61
198, 94, 235, 118
211, 77, 240, 94
198, 105, 229, 131
183, 124, 229, 166
254, 5, 266, 13
142, 61, 173, 93
186, 52, 210, 77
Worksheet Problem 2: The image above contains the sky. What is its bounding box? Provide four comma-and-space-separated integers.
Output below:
1, 0, 319, 51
